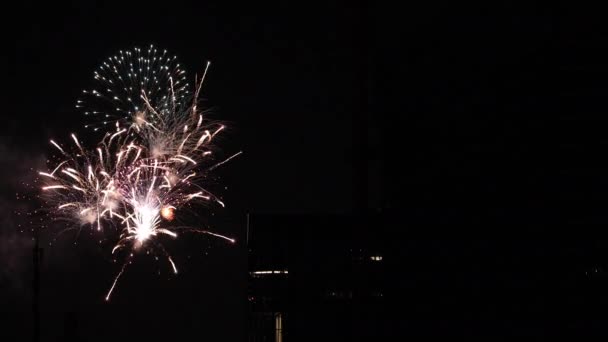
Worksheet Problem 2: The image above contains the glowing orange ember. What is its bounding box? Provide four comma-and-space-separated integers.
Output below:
160, 206, 175, 221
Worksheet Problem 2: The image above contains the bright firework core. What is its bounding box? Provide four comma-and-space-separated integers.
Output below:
132, 202, 161, 243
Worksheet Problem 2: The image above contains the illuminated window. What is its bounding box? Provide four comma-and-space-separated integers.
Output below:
370, 255, 383, 261
250, 270, 289, 277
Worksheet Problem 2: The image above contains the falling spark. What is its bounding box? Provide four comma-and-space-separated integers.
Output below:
198, 230, 236, 244
50, 140, 65, 154
168, 256, 178, 274
71, 134, 83, 152
106, 261, 128, 301
186, 192, 210, 201
43, 185, 68, 191
39, 172, 55, 179
210, 151, 243, 170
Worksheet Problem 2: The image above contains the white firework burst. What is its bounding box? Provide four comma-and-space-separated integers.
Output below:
76, 44, 190, 132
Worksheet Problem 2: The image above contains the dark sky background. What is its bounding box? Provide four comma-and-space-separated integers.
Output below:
5, 1, 608, 340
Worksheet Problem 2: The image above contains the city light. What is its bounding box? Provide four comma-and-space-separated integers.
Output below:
250, 270, 289, 276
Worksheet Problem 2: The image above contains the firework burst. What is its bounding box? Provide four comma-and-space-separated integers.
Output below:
40, 46, 239, 300
76, 44, 190, 132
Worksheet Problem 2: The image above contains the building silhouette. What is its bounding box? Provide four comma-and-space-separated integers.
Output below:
247, 213, 386, 341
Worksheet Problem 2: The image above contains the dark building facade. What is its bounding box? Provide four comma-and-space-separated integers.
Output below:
247, 213, 289, 342
247, 213, 386, 341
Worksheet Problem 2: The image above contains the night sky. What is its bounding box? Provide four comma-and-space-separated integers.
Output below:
3, 1, 608, 340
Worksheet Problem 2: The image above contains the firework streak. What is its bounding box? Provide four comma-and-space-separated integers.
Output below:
39, 45, 239, 300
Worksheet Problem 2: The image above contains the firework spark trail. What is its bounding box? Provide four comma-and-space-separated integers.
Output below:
105, 260, 129, 301
40, 46, 239, 300
196, 230, 235, 244
209, 151, 243, 171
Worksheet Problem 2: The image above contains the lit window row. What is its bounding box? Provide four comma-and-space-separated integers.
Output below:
250, 270, 289, 276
